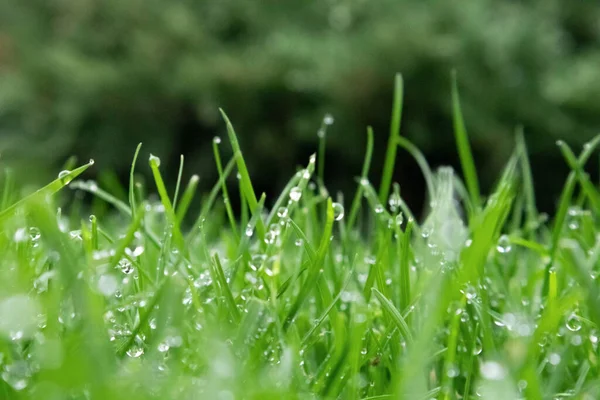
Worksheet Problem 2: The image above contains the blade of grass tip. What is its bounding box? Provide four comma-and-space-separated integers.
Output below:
219, 109, 265, 240
149, 154, 185, 249
213, 136, 239, 239
451, 70, 481, 211
0, 159, 94, 223
70, 180, 162, 250
560, 240, 600, 327
379, 73, 404, 204
89, 214, 99, 251
318, 114, 332, 184
284, 198, 334, 330
186, 155, 237, 244
396, 136, 435, 201
544, 135, 600, 293
557, 140, 600, 212
347, 126, 374, 233
372, 288, 413, 344
515, 127, 537, 229
172, 154, 185, 209
175, 174, 199, 224
129, 143, 142, 218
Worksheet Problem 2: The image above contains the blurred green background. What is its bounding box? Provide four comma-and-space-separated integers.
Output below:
1, 0, 599, 214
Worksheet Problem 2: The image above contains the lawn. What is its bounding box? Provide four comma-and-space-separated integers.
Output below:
0, 75, 598, 399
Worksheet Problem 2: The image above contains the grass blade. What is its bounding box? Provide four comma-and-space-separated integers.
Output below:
379, 73, 404, 204
451, 70, 481, 210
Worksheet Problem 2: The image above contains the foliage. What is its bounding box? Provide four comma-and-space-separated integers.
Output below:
1, 97, 600, 399
2, 0, 600, 210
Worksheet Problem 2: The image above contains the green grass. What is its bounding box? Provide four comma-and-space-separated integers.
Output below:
1, 77, 600, 400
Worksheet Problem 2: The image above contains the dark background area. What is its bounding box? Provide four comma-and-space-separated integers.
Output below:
1, 0, 600, 215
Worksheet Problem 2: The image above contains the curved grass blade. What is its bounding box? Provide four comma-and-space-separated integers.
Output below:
379, 73, 404, 203
451, 70, 481, 211
175, 174, 199, 224
396, 136, 435, 201
0, 159, 94, 223
129, 143, 142, 218
213, 137, 238, 239
372, 288, 413, 344
347, 126, 374, 233
219, 109, 265, 240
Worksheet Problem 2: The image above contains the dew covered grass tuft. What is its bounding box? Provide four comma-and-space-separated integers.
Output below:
1, 78, 600, 399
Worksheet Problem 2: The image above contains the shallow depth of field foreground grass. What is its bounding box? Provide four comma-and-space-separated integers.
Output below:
2, 75, 600, 400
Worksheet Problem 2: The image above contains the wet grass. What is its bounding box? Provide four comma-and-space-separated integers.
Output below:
1, 78, 600, 399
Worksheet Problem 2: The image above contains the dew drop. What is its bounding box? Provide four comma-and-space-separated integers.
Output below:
264, 231, 276, 245
446, 364, 459, 378
29, 227, 41, 241
421, 227, 432, 239
323, 114, 334, 125
496, 235, 512, 254
290, 187, 302, 202
126, 347, 144, 358
395, 213, 404, 226
277, 207, 289, 218
58, 170, 70, 180
566, 313, 582, 332
213, 136, 222, 144
332, 202, 345, 221
149, 154, 161, 168
548, 353, 561, 366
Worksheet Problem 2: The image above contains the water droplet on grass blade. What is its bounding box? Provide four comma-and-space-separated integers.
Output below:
213, 136, 222, 144
395, 213, 404, 226
58, 170, 70, 182
496, 235, 512, 253
446, 364, 459, 378
548, 353, 561, 366
29, 227, 41, 241
277, 207, 289, 218
323, 114, 334, 125
566, 313, 582, 332
149, 154, 161, 167
127, 347, 144, 358
332, 202, 344, 221
290, 187, 302, 202
264, 231, 276, 245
